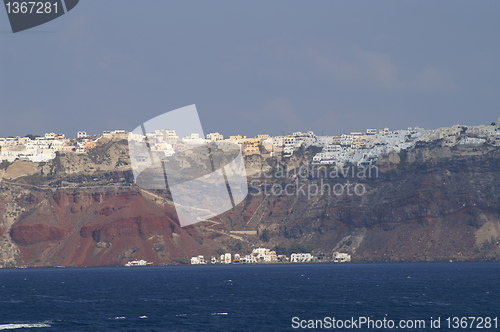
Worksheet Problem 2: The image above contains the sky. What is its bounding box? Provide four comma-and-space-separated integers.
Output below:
0, 1, 499, 138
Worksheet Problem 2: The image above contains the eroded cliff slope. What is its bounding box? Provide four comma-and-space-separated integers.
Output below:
1, 137, 500, 267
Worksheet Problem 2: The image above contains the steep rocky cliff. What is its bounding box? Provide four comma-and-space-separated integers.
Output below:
1, 137, 500, 267
231, 142, 500, 262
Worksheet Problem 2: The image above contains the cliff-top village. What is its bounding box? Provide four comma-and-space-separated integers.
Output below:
2, 118, 500, 168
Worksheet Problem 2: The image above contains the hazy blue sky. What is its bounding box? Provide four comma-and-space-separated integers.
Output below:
1, 1, 499, 138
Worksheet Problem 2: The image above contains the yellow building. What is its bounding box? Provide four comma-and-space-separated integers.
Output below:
352, 135, 373, 149
243, 138, 262, 155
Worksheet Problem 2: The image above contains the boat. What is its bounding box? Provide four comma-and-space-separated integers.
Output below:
124, 260, 152, 267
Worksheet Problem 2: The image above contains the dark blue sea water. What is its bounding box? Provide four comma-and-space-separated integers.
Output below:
0, 262, 499, 331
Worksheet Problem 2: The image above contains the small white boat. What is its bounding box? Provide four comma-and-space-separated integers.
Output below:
124, 260, 152, 267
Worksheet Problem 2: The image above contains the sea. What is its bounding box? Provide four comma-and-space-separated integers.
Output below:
0, 262, 499, 331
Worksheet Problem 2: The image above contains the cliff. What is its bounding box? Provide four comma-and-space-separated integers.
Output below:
1, 137, 500, 267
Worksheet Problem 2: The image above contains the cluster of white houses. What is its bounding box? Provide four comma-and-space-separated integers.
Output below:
311, 127, 430, 166
116, 123, 500, 171
2, 120, 500, 165
0, 130, 127, 163
190, 248, 351, 265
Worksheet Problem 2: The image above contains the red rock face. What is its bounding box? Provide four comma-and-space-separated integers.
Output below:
10, 224, 64, 245
9, 188, 218, 267
6, 144, 500, 266
241, 197, 261, 220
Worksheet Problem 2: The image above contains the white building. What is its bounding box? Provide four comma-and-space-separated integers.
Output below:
290, 253, 313, 263
459, 137, 486, 145
220, 253, 232, 264
154, 129, 179, 143
164, 143, 175, 157
206, 132, 224, 141
251, 247, 277, 262
332, 252, 351, 263
182, 133, 206, 146
190, 255, 206, 265
283, 137, 296, 155
233, 253, 241, 263
243, 254, 254, 263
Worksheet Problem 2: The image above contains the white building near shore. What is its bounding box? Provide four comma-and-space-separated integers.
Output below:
290, 253, 313, 263
332, 252, 351, 263
190, 255, 206, 265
